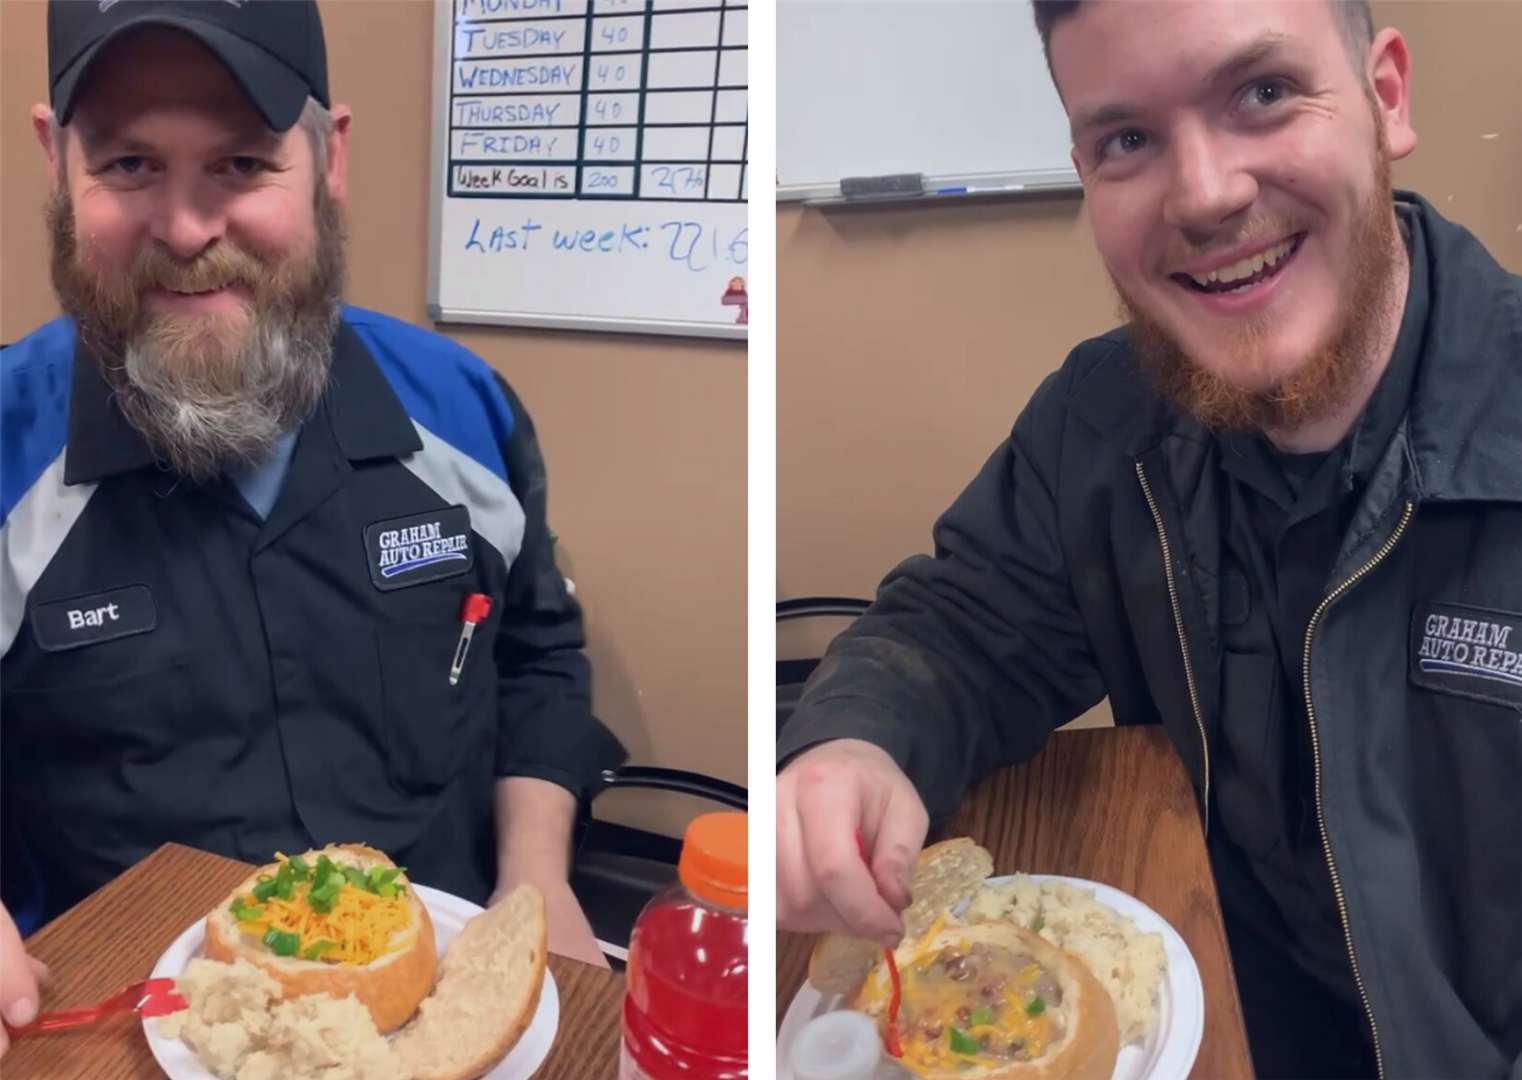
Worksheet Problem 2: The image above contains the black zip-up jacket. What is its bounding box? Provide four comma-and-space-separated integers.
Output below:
777, 193, 1521, 1080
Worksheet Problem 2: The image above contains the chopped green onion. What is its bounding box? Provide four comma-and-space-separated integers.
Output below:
307, 883, 342, 913
261, 928, 300, 957
343, 867, 369, 891
376, 882, 399, 899
1031, 914, 1045, 932
311, 858, 336, 891
302, 939, 339, 961
948, 1028, 979, 1055
969, 1007, 994, 1027
274, 862, 297, 900
1026, 995, 1046, 1017
287, 855, 311, 880
228, 900, 262, 921
251, 879, 279, 902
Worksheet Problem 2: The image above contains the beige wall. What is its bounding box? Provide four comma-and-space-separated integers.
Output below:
0, 0, 746, 837
776, 1, 1522, 729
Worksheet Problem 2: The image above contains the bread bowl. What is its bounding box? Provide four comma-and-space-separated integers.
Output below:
167, 878, 550, 1080
202, 844, 436, 1034
850, 921, 1120, 1080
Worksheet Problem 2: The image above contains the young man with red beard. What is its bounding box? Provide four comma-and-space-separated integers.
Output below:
0, 1, 624, 1051
776, 3, 1520, 1078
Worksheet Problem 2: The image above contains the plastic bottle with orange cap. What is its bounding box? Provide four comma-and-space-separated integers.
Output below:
619, 811, 748, 1080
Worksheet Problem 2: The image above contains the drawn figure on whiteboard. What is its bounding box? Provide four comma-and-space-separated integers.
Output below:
722, 277, 748, 325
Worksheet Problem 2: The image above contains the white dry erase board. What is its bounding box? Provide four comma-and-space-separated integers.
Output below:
428, 0, 749, 340
777, 0, 1079, 202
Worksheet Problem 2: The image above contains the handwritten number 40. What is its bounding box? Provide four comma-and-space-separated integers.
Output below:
596, 64, 627, 85
599, 25, 630, 45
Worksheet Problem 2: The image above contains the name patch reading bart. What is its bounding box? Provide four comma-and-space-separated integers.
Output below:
1410, 602, 1522, 710
32, 585, 157, 651
364, 506, 474, 591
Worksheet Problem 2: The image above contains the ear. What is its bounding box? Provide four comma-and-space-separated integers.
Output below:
1366, 28, 1416, 160
31, 104, 65, 191
323, 104, 354, 204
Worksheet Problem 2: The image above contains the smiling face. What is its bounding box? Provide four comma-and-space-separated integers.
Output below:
1050, 0, 1417, 435
35, 27, 351, 481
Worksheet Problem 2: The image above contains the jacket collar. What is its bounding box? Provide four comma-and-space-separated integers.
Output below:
1066, 331, 1210, 458
63, 314, 421, 486
1068, 191, 1522, 504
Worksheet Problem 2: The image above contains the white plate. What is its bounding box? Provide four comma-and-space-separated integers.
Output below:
776, 874, 1204, 1080
145, 883, 561, 1080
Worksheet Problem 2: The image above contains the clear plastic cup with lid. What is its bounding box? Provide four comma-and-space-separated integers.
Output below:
789, 1010, 917, 1080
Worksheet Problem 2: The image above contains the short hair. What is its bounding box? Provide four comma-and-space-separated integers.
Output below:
1032, 0, 1376, 85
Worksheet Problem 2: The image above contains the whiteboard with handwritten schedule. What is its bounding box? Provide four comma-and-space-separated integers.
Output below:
427, 0, 748, 340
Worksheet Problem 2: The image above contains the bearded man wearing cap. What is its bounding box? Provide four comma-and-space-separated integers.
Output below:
0, 1, 626, 1046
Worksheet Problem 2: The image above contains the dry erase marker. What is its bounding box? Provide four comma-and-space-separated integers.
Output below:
935, 184, 1026, 195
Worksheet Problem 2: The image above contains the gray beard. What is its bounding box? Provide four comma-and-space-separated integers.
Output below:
48, 184, 347, 483
108, 304, 336, 484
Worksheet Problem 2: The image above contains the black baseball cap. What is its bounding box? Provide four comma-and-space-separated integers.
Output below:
49, 0, 330, 133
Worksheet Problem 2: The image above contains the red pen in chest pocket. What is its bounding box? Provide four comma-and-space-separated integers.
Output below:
449, 592, 492, 685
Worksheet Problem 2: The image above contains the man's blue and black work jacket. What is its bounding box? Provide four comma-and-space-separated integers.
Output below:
0, 305, 625, 932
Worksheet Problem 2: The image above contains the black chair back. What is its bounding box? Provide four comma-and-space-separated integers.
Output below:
570, 766, 746, 969
776, 597, 871, 733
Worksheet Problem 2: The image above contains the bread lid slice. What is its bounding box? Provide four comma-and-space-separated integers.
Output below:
808, 837, 994, 995
203, 844, 437, 1033
391, 884, 549, 1080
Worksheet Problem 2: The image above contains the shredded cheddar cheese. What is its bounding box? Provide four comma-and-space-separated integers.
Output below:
233, 855, 415, 966
886, 938, 1060, 1072
907, 914, 948, 964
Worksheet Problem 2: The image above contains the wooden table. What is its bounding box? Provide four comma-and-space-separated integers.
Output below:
777, 726, 1256, 1079
5, 844, 624, 1080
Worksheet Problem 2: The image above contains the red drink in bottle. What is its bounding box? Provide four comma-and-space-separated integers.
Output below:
620, 811, 748, 1080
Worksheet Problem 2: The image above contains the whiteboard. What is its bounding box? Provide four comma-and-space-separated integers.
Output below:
428, 0, 749, 340
777, 0, 1079, 202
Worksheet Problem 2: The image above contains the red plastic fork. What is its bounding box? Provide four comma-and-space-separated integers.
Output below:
855, 828, 904, 1059
3, 977, 187, 1035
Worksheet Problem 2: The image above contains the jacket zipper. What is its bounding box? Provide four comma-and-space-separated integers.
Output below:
1302, 499, 1413, 1080
1135, 462, 1210, 836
